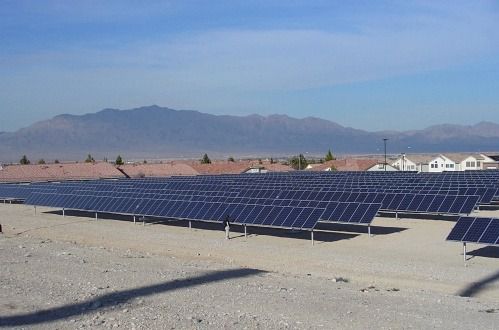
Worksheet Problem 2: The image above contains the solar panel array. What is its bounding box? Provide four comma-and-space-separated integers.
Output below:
1, 170, 498, 233
447, 217, 499, 245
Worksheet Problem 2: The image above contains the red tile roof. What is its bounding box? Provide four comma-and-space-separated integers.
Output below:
0, 162, 125, 183
119, 163, 199, 178
182, 160, 293, 175
307, 158, 378, 172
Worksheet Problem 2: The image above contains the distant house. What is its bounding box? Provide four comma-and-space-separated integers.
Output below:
391, 153, 499, 172
118, 163, 200, 178
480, 154, 499, 170
391, 154, 417, 171
443, 154, 486, 171
366, 163, 399, 171
391, 154, 456, 172
306, 158, 379, 172
428, 154, 456, 172
0, 162, 125, 183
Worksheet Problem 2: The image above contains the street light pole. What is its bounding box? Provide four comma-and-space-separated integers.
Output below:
383, 138, 388, 171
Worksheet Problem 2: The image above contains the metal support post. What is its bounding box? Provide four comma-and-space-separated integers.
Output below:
95, 212, 98, 220
368, 225, 371, 237
463, 242, 467, 262
395, 212, 398, 220
34, 206, 36, 215
311, 230, 314, 246
244, 225, 247, 237
143, 217, 145, 226
62, 208, 65, 217
133, 216, 136, 224
189, 220, 192, 229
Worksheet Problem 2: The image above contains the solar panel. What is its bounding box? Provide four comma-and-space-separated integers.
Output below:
447, 217, 499, 245
319, 202, 381, 225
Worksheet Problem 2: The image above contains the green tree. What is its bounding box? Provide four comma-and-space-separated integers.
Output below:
54, 159, 60, 164
290, 154, 308, 170
270, 157, 275, 164
258, 158, 263, 165
20, 155, 30, 165
200, 153, 211, 164
143, 159, 148, 164
37, 159, 46, 164
329, 165, 338, 171
115, 155, 124, 166
325, 149, 335, 161
85, 154, 95, 163
227, 156, 235, 162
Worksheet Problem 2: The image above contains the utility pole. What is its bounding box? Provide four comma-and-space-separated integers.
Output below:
383, 138, 388, 171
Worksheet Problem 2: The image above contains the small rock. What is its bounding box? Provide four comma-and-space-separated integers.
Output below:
24, 253, 32, 258
122, 309, 128, 313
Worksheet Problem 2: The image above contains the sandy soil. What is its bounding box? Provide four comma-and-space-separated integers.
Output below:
1, 203, 498, 329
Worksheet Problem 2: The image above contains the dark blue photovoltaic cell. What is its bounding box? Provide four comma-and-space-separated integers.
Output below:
446, 217, 475, 241
462, 218, 492, 242
319, 202, 380, 225
447, 217, 499, 246
479, 221, 499, 244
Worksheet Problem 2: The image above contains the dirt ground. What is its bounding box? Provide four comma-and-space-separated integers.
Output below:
1, 203, 498, 329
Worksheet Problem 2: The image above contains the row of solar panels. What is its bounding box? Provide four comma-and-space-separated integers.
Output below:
21, 182, 481, 215
0, 183, 484, 216
25, 191, 382, 229
0, 174, 497, 194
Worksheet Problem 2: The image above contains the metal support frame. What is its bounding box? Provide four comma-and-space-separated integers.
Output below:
95, 212, 98, 220
133, 216, 136, 224
189, 220, 192, 229
368, 225, 371, 237
62, 208, 65, 217
311, 230, 314, 245
463, 242, 467, 262
395, 212, 398, 220
244, 225, 247, 237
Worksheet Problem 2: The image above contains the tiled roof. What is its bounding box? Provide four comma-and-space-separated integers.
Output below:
401, 154, 439, 164
307, 158, 378, 171
119, 163, 199, 178
0, 162, 125, 183
180, 160, 293, 175
443, 153, 485, 163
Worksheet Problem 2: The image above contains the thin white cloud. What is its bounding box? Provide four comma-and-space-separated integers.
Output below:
3, 1, 497, 92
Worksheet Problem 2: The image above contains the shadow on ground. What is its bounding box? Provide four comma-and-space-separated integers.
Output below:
468, 246, 499, 259
0, 268, 264, 327
457, 269, 499, 298
379, 211, 460, 222
44, 209, 406, 243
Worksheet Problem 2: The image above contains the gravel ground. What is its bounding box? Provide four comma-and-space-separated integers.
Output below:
1, 204, 499, 329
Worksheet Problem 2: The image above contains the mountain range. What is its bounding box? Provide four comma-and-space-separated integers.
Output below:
1, 105, 498, 162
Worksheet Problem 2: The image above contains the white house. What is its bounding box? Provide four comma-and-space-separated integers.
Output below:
480, 154, 499, 170
391, 154, 417, 171
391, 154, 457, 172
427, 154, 456, 172
366, 163, 399, 171
444, 154, 484, 171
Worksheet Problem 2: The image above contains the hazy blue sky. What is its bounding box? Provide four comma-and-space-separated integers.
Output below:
1, 1, 499, 132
